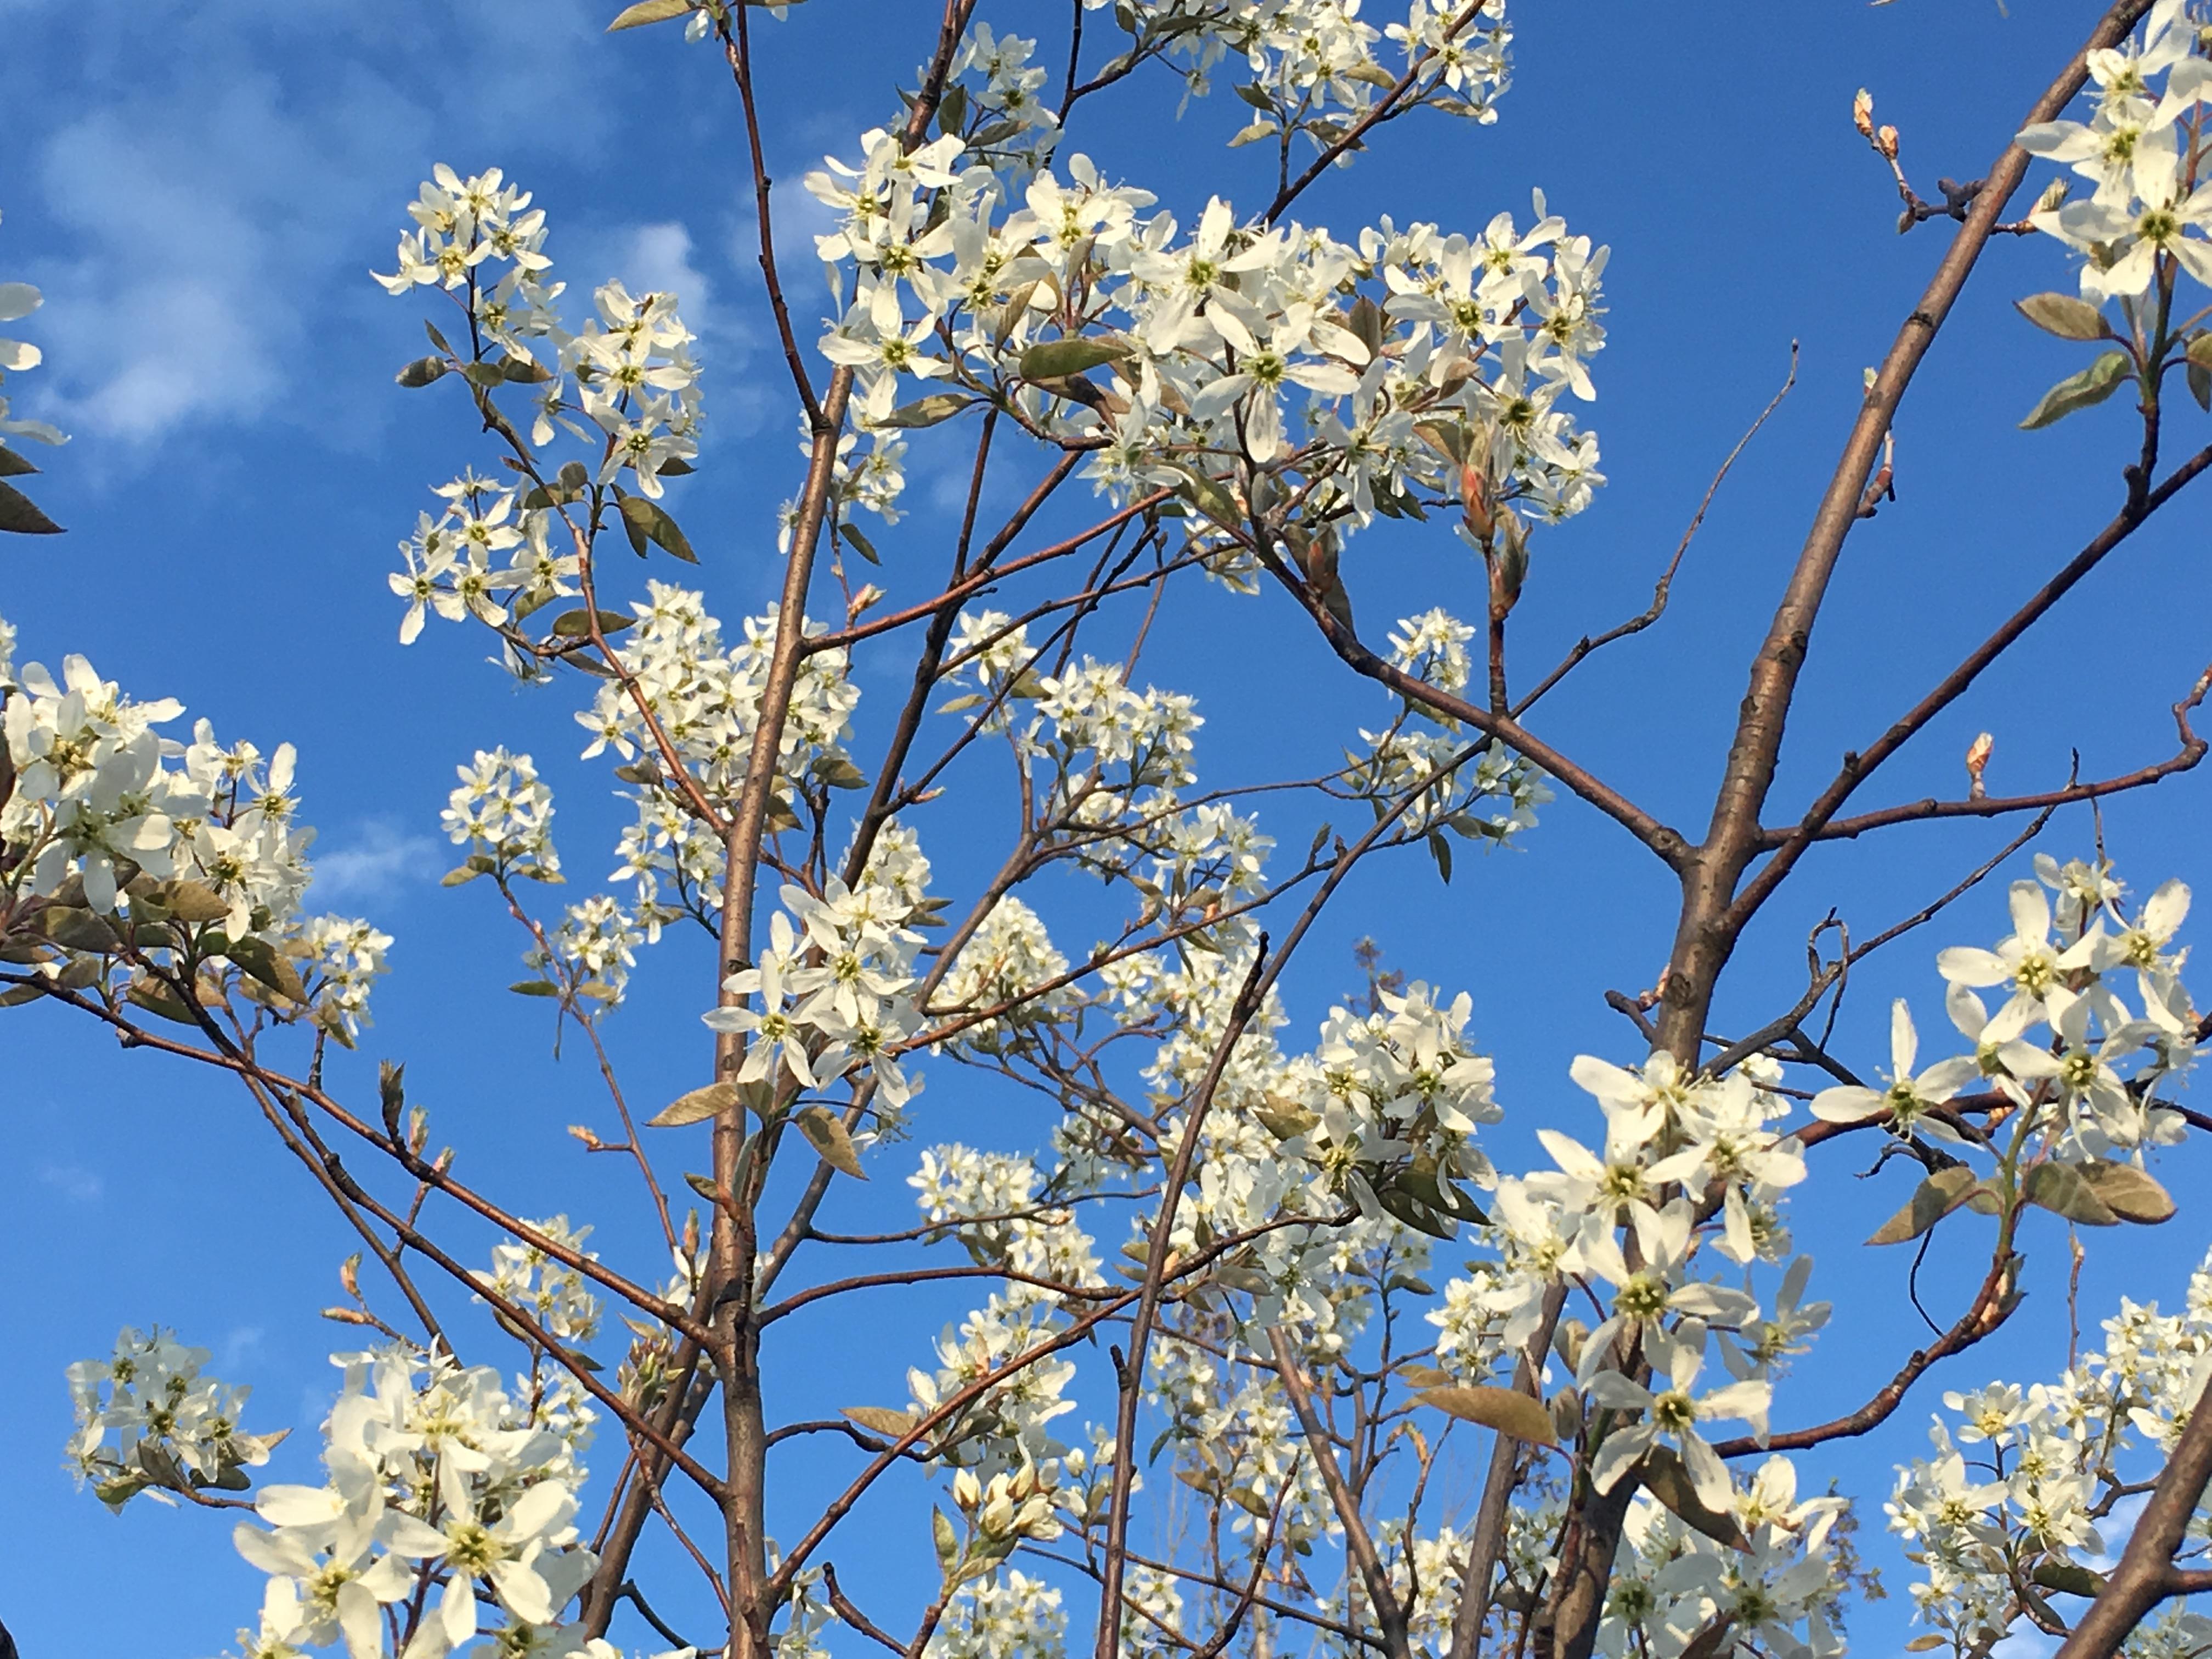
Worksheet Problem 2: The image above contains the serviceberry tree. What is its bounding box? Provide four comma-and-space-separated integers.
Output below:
9, 4, 2212, 1659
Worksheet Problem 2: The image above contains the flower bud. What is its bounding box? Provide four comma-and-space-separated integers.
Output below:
1852, 88, 1875, 140
1876, 124, 1900, 162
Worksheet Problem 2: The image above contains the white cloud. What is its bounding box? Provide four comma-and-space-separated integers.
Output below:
15, 0, 603, 448
38, 1162, 102, 1201
312, 819, 441, 902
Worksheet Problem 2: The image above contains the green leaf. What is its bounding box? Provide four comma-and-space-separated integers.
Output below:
1017, 337, 1129, 381
161, 881, 233, 924
0, 446, 40, 477
607, 0, 692, 27
649, 1082, 740, 1128
932, 1508, 961, 1576
1413, 1385, 1555, 1446
126, 979, 201, 1025
874, 393, 974, 430
2025, 1160, 2120, 1226
2015, 292, 2109, 341
549, 608, 635, 639
1233, 80, 1277, 112
840, 523, 881, 566
1639, 1446, 1751, 1550
618, 494, 698, 563
41, 907, 120, 951
684, 1171, 724, 1206
795, 1104, 866, 1179
441, 864, 488, 888
509, 979, 561, 998
1867, 1165, 1983, 1245
0, 479, 62, 534
2078, 1159, 2176, 1224
2032, 1559, 2109, 1597
461, 360, 509, 390
1164, 461, 1244, 531
2020, 350, 2132, 430
227, 936, 306, 1003
396, 356, 449, 388
499, 355, 553, 383
1426, 830, 1453, 885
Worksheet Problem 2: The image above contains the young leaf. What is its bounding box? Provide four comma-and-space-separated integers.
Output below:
840, 1404, 920, 1438
2078, 1159, 2176, 1224
795, 1104, 866, 1179
1017, 337, 1128, 380
161, 881, 233, 924
841, 523, 881, 566
1639, 1446, 1750, 1550
1867, 1165, 1983, 1245
0, 446, 39, 477
2024, 1160, 2119, 1226
396, 356, 450, 388
618, 494, 699, 563
2015, 292, 2109, 341
649, 1082, 741, 1128
607, 0, 692, 28
873, 393, 974, 430
1414, 1385, 1556, 1446
2019, 350, 2131, 430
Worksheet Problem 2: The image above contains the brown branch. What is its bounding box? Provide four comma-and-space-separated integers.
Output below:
2053, 1375, 2212, 1657
1754, 658, 2212, 851
1649, 0, 2157, 1075
1268, 1327, 1413, 1659
1514, 343, 1798, 719
1096, 945, 1271, 1659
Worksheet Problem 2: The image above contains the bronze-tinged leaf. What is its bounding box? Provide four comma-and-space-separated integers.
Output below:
2078, 1160, 2176, 1224
2019, 350, 2132, 430
41, 907, 120, 952
395, 356, 450, 388
161, 881, 233, 924
2024, 1160, 2120, 1227
1394, 1363, 1454, 1390
1867, 1165, 1983, 1245
2015, 292, 2110, 341
1017, 337, 1129, 381
795, 1104, 866, 1179
873, 393, 974, 430
0, 446, 40, 477
840, 1405, 920, 1438
608, 0, 690, 25
649, 1082, 740, 1128
1640, 1446, 1750, 1550
1413, 1385, 1556, 1447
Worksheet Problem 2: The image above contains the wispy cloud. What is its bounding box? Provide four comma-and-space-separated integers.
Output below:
313, 819, 442, 903
38, 1162, 103, 1202
16, 0, 603, 448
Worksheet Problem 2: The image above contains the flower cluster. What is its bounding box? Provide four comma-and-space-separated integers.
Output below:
1888, 1247, 2212, 1656
1, 628, 391, 1039
373, 168, 706, 653
803, 67, 1604, 589
704, 876, 928, 1112
2023, 0, 2212, 302
472, 1217, 604, 1350
1813, 859, 2196, 1160
1076, 0, 1512, 143
225, 1342, 664, 1659
444, 747, 560, 881
67, 1328, 283, 1511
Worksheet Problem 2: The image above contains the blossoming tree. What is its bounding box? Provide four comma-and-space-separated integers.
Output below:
9, 3, 2212, 1658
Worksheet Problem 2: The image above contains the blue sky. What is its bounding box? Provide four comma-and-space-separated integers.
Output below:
5, 1, 2211, 1655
